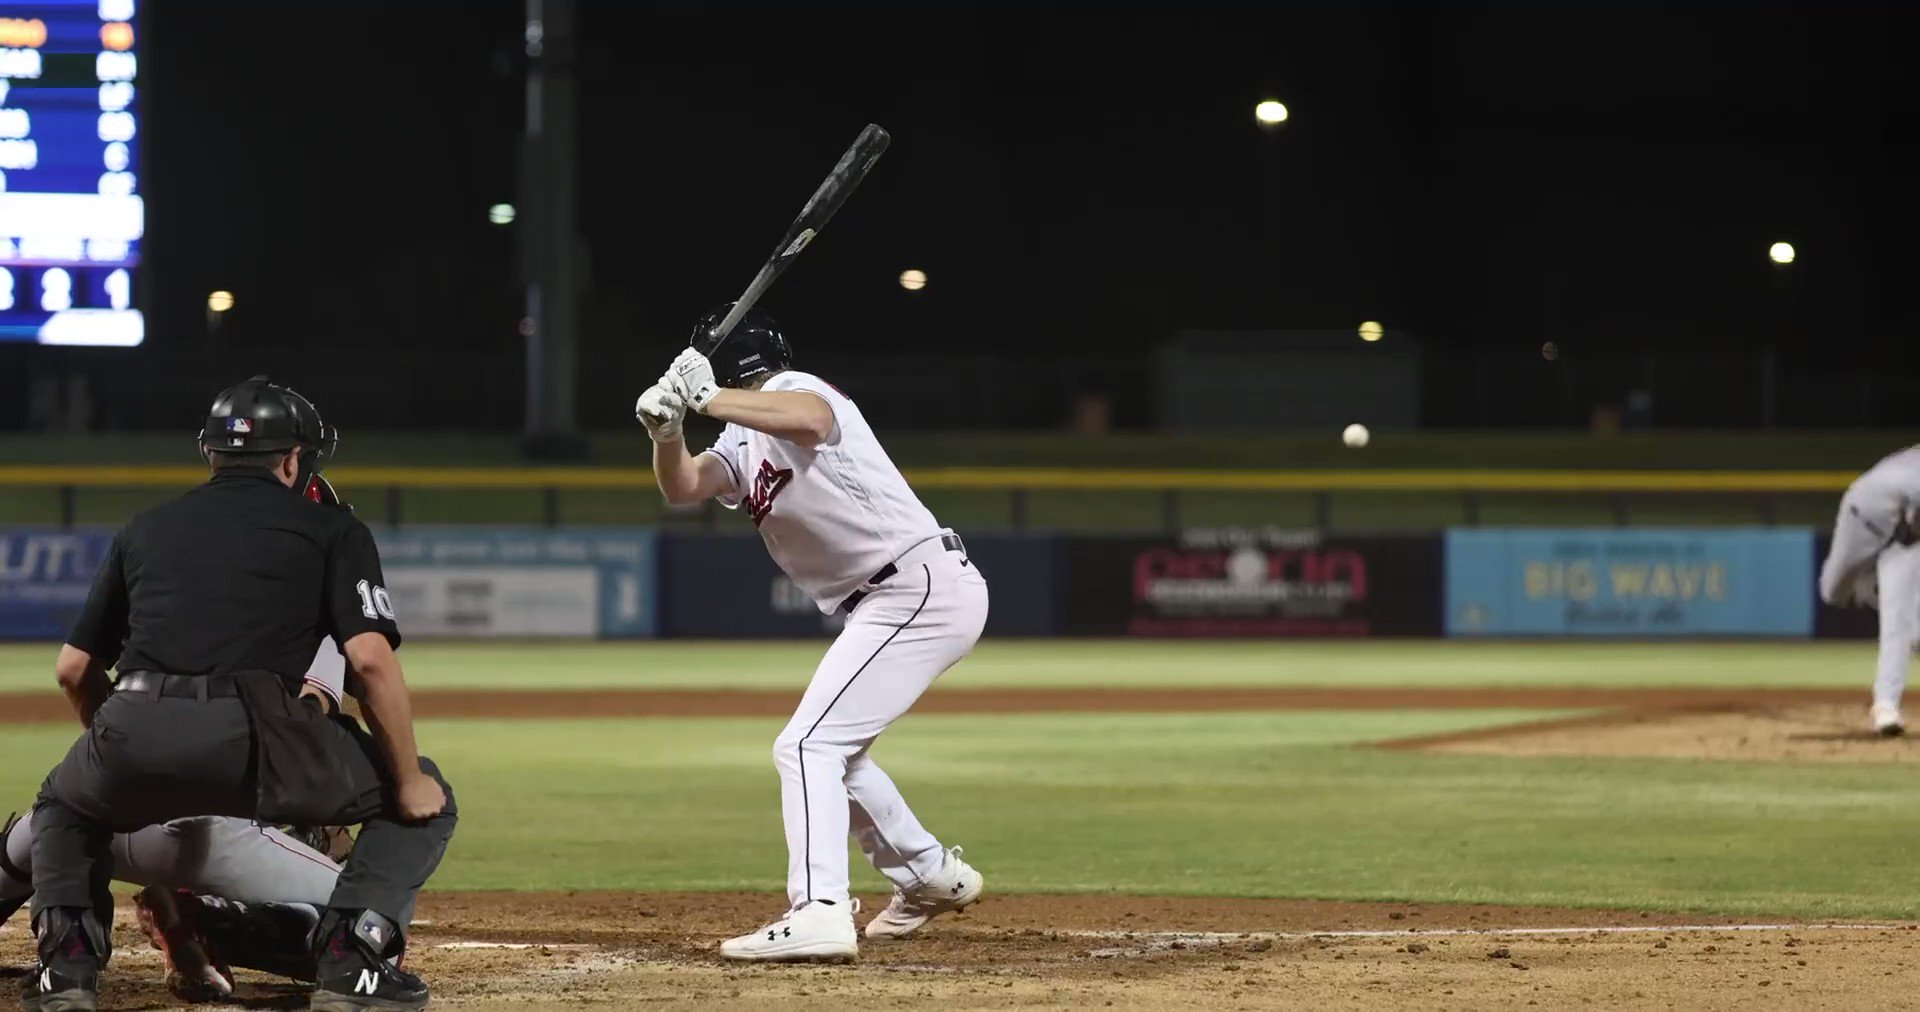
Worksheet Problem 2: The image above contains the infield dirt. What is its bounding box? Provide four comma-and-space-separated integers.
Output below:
5, 893, 1916, 1009
5, 685, 1913, 1008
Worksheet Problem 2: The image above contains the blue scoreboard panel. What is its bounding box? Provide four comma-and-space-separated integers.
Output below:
0, 0, 142, 346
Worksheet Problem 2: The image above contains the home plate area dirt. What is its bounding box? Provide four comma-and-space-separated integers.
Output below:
7, 894, 1920, 1009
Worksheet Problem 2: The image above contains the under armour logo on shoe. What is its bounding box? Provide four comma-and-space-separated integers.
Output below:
952, 883, 964, 894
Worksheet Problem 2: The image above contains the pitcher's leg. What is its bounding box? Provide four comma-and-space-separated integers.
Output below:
846, 750, 943, 891
1875, 544, 1920, 711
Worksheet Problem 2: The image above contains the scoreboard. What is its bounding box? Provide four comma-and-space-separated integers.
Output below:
0, 0, 142, 346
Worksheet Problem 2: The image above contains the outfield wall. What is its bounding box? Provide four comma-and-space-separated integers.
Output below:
0, 525, 1868, 642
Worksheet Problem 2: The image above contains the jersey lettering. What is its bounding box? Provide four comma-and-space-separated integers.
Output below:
744, 459, 794, 528
354, 579, 396, 620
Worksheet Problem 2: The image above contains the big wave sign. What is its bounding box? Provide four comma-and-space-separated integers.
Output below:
1444, 527, 1814, 637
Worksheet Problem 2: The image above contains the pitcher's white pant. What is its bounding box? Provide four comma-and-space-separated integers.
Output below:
3, 813, 339, 909
773, 550, 988, 909
1875, 543, 1920, 709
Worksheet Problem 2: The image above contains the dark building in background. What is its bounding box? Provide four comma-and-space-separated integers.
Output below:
3, 1, 1914, 434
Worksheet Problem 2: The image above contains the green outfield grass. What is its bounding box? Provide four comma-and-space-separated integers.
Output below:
0, 639, 1879, 693
7, 707, 1919, 917
2, 640, 1904, 919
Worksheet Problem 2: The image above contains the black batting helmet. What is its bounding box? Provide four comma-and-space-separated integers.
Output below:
691, 303, 793, 388
197, 375, 338, 469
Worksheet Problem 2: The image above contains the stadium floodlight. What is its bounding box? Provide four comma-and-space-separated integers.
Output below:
489, 203, 516, 225
1358, 321, 1383, 343
1255, 100, 1289, 126
207, 290, 234, 313
1769, 241, 1795, 265
898, 268, 927, 291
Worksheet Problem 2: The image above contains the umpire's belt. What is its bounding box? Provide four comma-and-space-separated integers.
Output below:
840, 534, 966, 614
114, 671, 241, 700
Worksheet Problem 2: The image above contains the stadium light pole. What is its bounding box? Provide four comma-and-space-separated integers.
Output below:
517, 0, 586, 460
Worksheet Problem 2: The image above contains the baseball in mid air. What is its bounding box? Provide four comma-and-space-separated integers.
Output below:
1342, 423, 1370, 448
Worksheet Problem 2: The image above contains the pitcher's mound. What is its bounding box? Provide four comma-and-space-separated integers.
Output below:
1410, 703, 1920, 763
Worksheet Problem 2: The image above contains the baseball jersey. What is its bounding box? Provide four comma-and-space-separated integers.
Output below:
701, 370, 946, 612
1846, 446, 1920, 512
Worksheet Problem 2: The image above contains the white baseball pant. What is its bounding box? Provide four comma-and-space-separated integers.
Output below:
1875, 543, 1920, 709
772, 547, 988, 910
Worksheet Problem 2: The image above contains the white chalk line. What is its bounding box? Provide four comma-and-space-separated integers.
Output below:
1066, 923, 1904, 959
435, 941, 593, 951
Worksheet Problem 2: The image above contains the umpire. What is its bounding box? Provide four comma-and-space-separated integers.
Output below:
20, 377, 456, 1012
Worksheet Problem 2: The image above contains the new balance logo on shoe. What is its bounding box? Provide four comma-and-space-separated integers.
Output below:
38, 968, 51, 993
356, 968, 380, 995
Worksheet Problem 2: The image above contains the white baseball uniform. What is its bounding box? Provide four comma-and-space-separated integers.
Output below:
2, 640, 349, 918
702, 370, 989, 910
1819, 446, 1920, 710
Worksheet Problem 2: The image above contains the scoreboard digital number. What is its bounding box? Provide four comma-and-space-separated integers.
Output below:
0, 0, 142, 346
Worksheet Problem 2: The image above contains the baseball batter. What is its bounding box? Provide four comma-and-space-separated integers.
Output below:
637, 304, 989, 962
1818, 445, 1920, 735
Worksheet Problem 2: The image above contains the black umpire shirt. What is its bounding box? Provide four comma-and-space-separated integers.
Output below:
67, 467, 402, 683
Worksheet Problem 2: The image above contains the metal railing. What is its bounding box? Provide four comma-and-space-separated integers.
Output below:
0, 465, 1854, 532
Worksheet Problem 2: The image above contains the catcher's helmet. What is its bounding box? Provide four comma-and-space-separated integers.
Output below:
197, 376, 338, 488
690, 303, 793, 389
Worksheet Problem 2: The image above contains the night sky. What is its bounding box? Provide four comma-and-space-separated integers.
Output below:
127, 1, 1916, 382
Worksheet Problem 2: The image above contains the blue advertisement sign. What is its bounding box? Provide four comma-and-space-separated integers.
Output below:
659, 533, 1058, 638
0, 527, 112, 639
373, 527, 658, 638
1445, 528, 1814, 637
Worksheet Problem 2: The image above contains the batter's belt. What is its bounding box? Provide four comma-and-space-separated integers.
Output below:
839, 533, 966, 614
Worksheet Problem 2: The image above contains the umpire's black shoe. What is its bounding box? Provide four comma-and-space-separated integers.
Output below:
311, 910, 429, 1011
18, 907, 103, 1012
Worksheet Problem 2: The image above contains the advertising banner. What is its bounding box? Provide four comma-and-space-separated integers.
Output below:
1061, 529, 1443, 636
659, 533, 1059, 638
375, 527, 657, 638
1445, 528, 1814, 637
0, 528, 113, 639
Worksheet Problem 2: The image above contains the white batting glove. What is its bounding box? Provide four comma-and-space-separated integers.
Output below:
634, 383, 687, 442
669, 348, 720, 412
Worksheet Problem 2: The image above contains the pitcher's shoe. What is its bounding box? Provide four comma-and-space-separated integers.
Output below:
865, 846, 984, 940
720, 899, 859, 962
1873, 700, 1906, 737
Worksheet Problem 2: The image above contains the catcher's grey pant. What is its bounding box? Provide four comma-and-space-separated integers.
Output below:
29, 686, 454, 934
2, 813, 339, 913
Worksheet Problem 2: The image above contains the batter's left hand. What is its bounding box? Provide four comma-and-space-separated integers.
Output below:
670, 348, 720, 413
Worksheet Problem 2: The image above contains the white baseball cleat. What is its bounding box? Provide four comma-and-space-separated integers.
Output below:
719, 898, 859, 962
1872, 701, 1906, 737
865, 846, 984, 940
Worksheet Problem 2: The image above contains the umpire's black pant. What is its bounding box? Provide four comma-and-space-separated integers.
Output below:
29, 677, 456, 935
